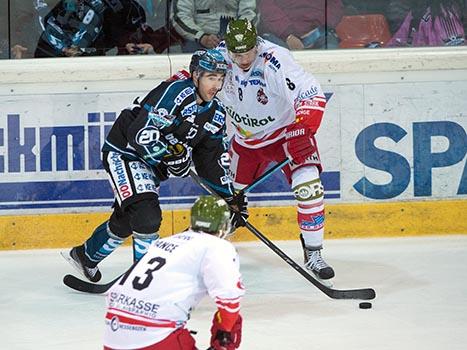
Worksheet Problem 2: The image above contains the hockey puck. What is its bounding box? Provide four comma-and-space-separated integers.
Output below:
359, 302, 372, 309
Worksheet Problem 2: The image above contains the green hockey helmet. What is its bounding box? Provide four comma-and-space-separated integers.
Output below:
191, 195, 231, 237
225, 19, 257, 53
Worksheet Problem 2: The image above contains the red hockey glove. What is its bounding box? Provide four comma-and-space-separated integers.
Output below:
285, 123, 316, 164
210, 312, 242, 350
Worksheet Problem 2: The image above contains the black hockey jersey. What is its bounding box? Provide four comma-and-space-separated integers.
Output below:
103, 78, 234, 197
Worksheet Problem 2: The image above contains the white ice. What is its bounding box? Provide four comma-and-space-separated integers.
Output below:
1, 235, 466, 350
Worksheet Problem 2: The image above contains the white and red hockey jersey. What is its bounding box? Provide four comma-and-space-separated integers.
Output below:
217, 37, 326, 149
103, 230, 244, 349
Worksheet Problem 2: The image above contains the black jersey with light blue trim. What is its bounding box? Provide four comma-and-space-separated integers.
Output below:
102, 78, 234, 197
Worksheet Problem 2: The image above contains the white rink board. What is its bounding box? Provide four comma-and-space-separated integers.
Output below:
0, 48, 466, 214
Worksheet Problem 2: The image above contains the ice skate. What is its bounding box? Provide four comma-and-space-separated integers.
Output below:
300, 235, 335, 284
61, 246, 102, 282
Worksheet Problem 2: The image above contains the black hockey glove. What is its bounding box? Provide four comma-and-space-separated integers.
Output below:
225, 192, 248, 229
162, 144, 192, 178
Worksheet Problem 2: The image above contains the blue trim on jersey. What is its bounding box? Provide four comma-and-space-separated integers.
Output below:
197, 100, 214, 114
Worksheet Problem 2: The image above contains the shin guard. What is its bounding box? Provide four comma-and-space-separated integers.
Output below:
292, 166, 325, 248
132, 232, 159, 262
83, 221, 125, 266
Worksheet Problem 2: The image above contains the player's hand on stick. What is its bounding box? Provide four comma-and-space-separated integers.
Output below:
210, 313, 242, 350
285, 123, 316, 164
225, 192, 248, 229
163, 143, 192, 177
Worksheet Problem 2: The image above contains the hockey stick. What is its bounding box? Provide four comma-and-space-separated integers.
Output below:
189, 171, 376, 300
63, 273, 123, 294
241, 158, 290, 194
63, 258, 140, 294
62, 161, 289, 294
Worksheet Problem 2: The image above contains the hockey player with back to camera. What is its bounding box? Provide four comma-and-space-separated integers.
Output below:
62, 49, 248, 283
216, 19, 334, 281
103, 195, 244, 350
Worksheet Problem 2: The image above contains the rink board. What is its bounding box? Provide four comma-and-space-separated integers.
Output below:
1, 200, 466, 250
0, 48, 466, 249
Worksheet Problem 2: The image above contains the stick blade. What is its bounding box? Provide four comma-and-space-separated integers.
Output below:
327, 287, 376, 300
63, 274, 116, 294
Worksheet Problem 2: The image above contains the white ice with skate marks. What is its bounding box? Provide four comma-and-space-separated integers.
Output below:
1, 236, 467, 350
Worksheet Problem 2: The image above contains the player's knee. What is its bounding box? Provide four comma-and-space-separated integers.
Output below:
292, 178, 324, 202
291, 166, 324, 202
108, 206, 132, 239
127, 199, 162, 234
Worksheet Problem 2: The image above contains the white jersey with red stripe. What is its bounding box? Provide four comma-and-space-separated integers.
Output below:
217, 37, 326, 149
103, 230, 244, 349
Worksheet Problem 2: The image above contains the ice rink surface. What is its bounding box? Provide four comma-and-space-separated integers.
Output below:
1, 235, 467, 350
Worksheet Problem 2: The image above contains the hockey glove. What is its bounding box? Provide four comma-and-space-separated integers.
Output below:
162, 144, 192, 177
225, 192, 248, 229
210, 313, 242, 350
285, 123, 316, 165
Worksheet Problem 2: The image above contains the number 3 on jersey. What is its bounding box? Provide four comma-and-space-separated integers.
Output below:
119, 256, 166, 291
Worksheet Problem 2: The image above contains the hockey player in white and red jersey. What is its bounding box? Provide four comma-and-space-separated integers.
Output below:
217, 19, 335, 280
104, 195, 244, 350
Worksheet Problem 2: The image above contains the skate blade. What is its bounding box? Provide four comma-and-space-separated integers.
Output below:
311, 271, 334, 288
60, 251, 89, 281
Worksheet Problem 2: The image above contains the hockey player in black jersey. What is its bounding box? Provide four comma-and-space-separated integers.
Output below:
62, 49, 248, 282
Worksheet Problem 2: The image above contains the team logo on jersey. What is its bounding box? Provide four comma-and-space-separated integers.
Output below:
256, 87, 268, 105
148, 107, 175, 128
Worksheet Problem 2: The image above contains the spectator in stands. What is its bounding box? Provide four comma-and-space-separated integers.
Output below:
0, 1, 48, 59
134, 0, 184, 53
171, 0, 257, 53
386, 0, 466, 47
342, 0, 389, 16
258, 0, 344, 50
34, 0, 152, 57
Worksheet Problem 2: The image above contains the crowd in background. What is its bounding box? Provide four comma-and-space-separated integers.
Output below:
1, 0, 466, 59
